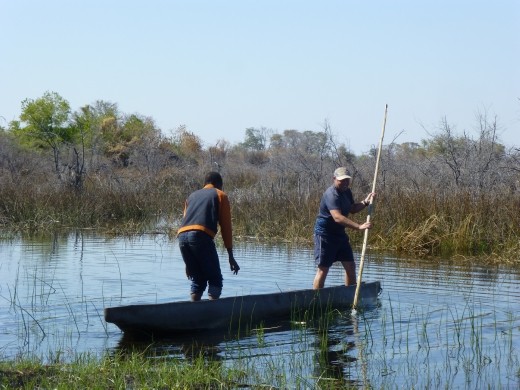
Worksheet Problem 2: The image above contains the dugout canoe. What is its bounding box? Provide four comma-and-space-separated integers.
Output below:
104, 281, 381, 336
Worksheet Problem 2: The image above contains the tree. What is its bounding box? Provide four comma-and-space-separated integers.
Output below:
267, 129, 337, 191
236, 127, 271, 166
16, 91, 72, 179
422, 113, 506, 192
173, 126, 202, 156
73, 100, 119, 152
241, 127, 270, 151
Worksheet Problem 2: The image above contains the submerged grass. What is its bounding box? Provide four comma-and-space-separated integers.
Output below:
362, 296, 520, 389
1, 294, 519, 389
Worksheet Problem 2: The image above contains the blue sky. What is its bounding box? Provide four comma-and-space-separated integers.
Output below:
1, 1, 519, 154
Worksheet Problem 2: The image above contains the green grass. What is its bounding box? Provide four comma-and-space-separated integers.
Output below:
0, 351, 247, 389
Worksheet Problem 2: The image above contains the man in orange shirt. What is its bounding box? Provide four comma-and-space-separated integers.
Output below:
178, 172, 240, 301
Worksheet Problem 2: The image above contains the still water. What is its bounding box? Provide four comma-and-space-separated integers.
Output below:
1, 232, 519, 388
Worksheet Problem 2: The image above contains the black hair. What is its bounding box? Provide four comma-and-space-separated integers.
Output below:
204, 171, 223, 189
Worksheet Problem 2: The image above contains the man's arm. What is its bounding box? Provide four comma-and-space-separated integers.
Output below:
330, 209, 371, 230
217, 191, 233, 248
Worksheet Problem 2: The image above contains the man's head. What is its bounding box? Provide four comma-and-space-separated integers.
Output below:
333, 167, 351, 192
205, 171, 223, 190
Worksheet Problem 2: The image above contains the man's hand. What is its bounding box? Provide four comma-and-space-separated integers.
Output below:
359, 221, 372, 230
364, 192, 376, 204
227, 248, 240, 275
229, 258, 240, 275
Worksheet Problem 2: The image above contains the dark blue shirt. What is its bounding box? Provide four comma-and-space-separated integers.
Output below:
314, 185, 354, 236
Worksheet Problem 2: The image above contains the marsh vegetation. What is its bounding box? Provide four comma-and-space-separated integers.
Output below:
1, 93, 519, 388
1, 92, 519, 262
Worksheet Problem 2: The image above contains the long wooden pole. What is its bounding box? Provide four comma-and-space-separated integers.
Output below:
352, 104, 388, 310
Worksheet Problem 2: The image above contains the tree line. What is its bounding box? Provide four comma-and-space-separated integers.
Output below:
1, 91, 519, 260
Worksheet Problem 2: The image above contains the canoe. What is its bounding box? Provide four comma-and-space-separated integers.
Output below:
104, 281, 381, 336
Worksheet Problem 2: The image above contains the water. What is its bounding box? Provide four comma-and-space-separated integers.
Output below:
1, 232, 519, 388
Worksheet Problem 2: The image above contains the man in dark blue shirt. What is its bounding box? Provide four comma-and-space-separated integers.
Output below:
313, 167, 374, 289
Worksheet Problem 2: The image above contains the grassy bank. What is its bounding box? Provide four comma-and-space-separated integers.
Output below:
0, 352, 244, 389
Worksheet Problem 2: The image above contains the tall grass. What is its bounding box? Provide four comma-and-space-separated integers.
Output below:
1, 168, 519, 262
230, 180, 520, 262
0, 170, 185, 232
375, 191, 520, 261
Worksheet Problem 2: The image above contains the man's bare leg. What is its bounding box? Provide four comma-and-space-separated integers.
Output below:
341, 261, 356, 286
313, 266, 329, 289
190, 293, 202, 301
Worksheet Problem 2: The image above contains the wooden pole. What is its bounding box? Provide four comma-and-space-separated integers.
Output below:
352, 104, 388, 310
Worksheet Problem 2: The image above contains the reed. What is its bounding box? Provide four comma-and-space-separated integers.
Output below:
1, 300, 518, 389
371, 191, 520, 261
356, 300, 519, 389
1, 168, 519, 262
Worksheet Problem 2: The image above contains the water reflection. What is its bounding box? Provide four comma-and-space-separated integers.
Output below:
1, 232, 519, 388
311, 322, 358, 387
115, 322, 292, 362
